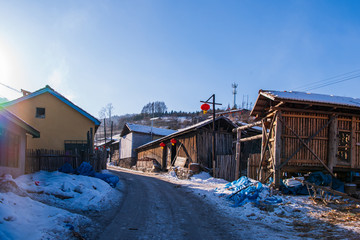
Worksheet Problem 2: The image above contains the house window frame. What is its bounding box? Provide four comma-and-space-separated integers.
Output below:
35, 107, 46, 119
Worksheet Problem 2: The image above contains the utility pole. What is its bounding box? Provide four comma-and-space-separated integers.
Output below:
200, 94, 222, 177
104, 118, 106, 147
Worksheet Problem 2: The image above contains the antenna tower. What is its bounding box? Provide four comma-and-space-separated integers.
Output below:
232, 83, 238, 109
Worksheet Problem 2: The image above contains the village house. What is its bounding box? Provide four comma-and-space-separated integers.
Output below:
117, 123, 176, 167
0, 107, 40, 177
241, 89, 360, 188
136, 116, 241, 180
2, 85, 101, 152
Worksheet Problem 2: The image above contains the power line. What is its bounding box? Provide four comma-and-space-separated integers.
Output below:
0, 82, 21, 93
294, 69, 360, 92
305, 74, 360, 91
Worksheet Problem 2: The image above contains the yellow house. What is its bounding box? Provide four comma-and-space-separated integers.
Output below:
3, 85, 101, 151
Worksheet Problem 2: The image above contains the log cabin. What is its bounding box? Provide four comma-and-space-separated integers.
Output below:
247, 89, 360, 188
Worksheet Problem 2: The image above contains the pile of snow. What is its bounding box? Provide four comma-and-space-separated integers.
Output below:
190, 172, 228, 185
0, 192, 90, 240
15, 171, 122, 211
0, 171, 122, 239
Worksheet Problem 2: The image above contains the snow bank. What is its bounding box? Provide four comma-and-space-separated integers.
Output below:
0, 191, 90, 240
0, 170, 123, 239
15, 171, 122, 212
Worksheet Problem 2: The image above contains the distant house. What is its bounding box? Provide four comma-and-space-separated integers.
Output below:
0, 107, 39, 177
2, 85, 101, 152
249, 89, 360, 188
117, 123, 176, 167
136, 116, 238, 180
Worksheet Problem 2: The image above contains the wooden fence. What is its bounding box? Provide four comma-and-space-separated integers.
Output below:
215, 155, 236, 181
25, 149, 107, 174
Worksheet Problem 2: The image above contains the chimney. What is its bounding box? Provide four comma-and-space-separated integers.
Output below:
21, 89, 31, 96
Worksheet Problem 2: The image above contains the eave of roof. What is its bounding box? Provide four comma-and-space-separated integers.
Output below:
0, 107, 40, 138
121, 123, 177, 137
2, 85, 101, 126
136, 116, 236, 151
251, 89, 360, 117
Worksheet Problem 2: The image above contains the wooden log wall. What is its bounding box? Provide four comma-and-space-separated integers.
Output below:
172, 135, 197, 166
137, 147, 163, 166
196, 130, 234, 168
281, 111, 329, 167
215, 155, 235, 181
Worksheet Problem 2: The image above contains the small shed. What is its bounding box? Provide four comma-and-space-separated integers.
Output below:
117, 123, 176, 167
0, 107, 40, 177
247, 90, 360, 188
136, 116, 237, 180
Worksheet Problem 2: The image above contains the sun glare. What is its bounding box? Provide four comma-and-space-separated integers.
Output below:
0, 39, 22, 100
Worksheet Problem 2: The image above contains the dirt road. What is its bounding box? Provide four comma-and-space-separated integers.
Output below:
97, 168, 242, 240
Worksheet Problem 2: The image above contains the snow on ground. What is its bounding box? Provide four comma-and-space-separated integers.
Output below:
0, 171, 123, 240
159, 171, 360, 239
0, 192, 90, 240
15, 171, 122, 212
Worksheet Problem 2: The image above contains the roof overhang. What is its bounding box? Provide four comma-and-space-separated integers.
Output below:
0, 108, 40, 138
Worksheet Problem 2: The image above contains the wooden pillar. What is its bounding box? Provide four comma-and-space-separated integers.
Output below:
328, 115, 338, 172
273, 112, 282, 189
235, 129, 241, 180
351, 116, 356, 169
259, 120, 266, 181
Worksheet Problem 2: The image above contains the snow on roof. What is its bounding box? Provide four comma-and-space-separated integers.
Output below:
261, 90, 360, 108
126, 123, 177, 136
136, 116, 236, 150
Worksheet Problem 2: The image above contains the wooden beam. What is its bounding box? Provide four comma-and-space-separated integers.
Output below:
258, 120, 267, 181
272, 106, 360, 117
257, 112, 278, 181
234, 121, 262, 131
235, 129, 241, 180
237, 134, 262, 142
328, 115, 338, 172
273, 112, 282, 188
280, 118, 336, 178
297, 179, 360, 203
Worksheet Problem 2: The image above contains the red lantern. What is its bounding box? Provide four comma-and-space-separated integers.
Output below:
201, 103, 210, 114
170, 138, 177, 146
160, 142, 166, 149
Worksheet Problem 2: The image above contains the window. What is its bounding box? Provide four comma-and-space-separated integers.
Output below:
36, 107, 45, 118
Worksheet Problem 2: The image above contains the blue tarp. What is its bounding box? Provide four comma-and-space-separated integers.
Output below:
281, 171, 344, 195
59, 162, 119, 188
58, 162, 75, 174
218, 176, 283, 207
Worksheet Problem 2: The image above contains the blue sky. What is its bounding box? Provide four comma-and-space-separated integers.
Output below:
0, 0, 360, 117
